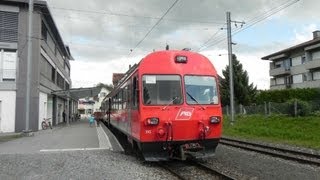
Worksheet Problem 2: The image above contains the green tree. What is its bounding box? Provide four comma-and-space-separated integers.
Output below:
220, 54, 257, 106
96, 82, 113, 91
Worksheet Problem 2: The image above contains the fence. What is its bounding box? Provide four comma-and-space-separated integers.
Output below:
222, 99, 320, 117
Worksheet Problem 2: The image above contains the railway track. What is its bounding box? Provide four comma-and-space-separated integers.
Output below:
159, 160, 235, 180
220, 137, 320, 166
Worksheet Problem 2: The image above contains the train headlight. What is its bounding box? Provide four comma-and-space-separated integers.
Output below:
175, 55, 188, 63
209, 116, 221, 124
145, 117, 159, 126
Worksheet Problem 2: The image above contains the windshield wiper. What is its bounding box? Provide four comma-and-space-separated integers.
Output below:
162, 96, 179, 110
186, 91, 205, 110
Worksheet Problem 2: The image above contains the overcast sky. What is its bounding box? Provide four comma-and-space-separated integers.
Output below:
44, 0, 319, 89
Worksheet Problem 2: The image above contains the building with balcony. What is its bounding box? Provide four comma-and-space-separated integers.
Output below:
77, 87, 111, 118
262, 31, 320, 90
0, 0, 76, 133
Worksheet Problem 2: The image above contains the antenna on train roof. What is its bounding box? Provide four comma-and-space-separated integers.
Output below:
182, 48, 191, 51
166, 44, 169, 50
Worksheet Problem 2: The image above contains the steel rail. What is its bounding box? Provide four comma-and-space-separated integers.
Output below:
220, 137, 320, 166
158, 162, 187, 180
159, 161, 236, 180
192, 161, 236, 180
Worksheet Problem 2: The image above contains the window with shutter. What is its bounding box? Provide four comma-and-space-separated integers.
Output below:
0, 11, 19, 43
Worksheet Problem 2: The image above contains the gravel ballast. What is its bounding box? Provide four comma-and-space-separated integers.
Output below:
206, 144, 320, 180
0, 150, 178, 180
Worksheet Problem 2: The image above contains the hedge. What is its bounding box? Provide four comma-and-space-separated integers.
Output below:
255, 88, 320, 104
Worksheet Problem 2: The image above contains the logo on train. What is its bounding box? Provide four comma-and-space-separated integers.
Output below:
176, 108, 194, 120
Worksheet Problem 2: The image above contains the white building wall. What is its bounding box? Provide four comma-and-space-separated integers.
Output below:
313, 71, 320, 80
94, 100, 100, 111
47, 96, 53, 120
57, 98, 65, 123
293, 74, 303, 84
93, 88, 110, 112
0, 91, 16, 132
276, 77, 285, 85
312, 51, 320, 60
291, 56, 301, 66
38, 92, 52, 130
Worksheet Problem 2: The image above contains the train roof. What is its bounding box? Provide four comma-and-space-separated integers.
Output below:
139, 50, 216, 74
106, 50, 217, 98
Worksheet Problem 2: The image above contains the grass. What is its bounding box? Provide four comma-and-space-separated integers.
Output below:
222, 114, 320, 150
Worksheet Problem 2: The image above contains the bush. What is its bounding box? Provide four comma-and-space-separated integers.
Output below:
286, 99, 311, 117
256, 88, 320, 104
311, 110, 320, 117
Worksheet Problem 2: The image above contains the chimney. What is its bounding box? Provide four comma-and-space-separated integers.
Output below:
313, 30, 320, 39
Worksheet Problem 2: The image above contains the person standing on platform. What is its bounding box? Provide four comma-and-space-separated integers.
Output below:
88, 114, 95, 127
62, 110, 66, 123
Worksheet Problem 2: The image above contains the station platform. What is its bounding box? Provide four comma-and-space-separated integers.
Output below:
0, 119, 123, 154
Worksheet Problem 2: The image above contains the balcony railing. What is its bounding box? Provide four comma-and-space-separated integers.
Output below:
269, 67, 290, 76
305, 59, 320, 70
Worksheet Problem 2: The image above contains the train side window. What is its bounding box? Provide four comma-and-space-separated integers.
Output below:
111, 97, 115, 110
132, 78, 136, 107
132, 76, 139, 109
114, 95, 117, 110
136, 78, 139, 106
115, 93, 119, 110
119, 89, 123, 110
123, 86, 128, 109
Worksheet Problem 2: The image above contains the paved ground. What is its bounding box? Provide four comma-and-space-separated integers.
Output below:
0, 120, 176, 179
0, 120, 104, 154
3, 119, 319, 179
0, 149, 177, 180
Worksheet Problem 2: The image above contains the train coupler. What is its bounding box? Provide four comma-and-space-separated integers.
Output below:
179, 142, 204, 160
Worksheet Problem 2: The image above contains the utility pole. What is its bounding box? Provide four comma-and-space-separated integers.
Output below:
226, 12, 235, 125
226, 12, 244, 125
24, 0, 34, 133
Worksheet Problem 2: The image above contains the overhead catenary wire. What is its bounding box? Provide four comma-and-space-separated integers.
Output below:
197, 27, 224, 52
232, 0, 300, 36
207, 0, 299, 47
36, 11, 221, 31
128, 0, 180, 56
34, 0, 300, 55
0, 28, 141, 55
34, 4, 225, 25
202, 0, 300, 50
199, 0, 300, 51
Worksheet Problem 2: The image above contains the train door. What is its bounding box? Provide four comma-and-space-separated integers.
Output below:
125, 84, 131, 134
108, 98, 111, 125
130, 75, 139, 139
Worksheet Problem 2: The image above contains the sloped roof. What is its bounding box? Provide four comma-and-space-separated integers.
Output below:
262, 37, 320, 60
112, 73, 125, 86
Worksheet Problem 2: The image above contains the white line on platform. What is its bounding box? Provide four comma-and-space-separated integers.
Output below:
40, 147, 108, 152
96, 123, 113, 150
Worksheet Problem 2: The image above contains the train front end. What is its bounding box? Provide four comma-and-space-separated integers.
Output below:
137, 51, 222, 161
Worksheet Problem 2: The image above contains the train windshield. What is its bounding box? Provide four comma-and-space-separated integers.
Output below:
142, 75, 183, 105
184, 75, 219, 105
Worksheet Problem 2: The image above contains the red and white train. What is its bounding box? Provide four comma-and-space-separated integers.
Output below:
101, 49, 222, 161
